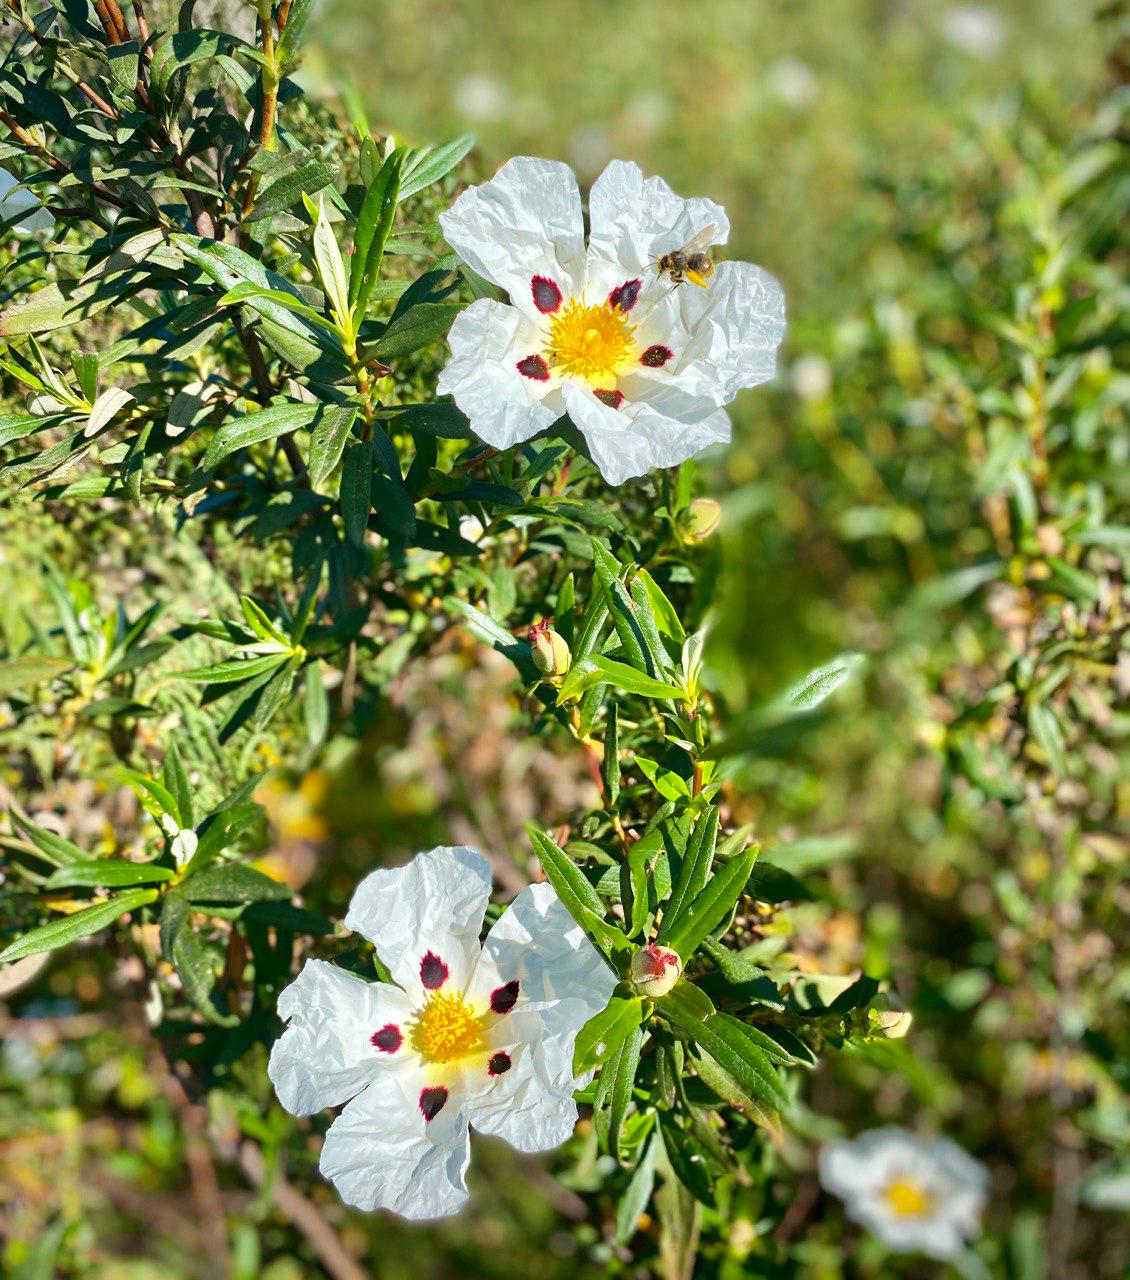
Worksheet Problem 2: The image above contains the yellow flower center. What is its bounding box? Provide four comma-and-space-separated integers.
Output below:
409, 993, 486, 1064
545, 298, 637, 383
883, 1178, 934, 1218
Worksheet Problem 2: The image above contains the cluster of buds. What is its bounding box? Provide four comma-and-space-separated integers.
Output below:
529, 619, 571, 681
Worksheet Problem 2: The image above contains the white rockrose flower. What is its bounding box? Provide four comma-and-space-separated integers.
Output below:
268, 845, 616, 1220
437, 157, 785, 486
819, 1127, 988, 1260
0, 167, 54, 234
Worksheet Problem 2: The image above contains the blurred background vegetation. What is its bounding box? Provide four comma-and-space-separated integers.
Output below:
2, 0, 1126, 1277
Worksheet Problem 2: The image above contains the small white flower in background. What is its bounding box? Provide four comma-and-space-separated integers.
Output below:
0, 167, 54, 234
437, 157, 785, 486
940, 6, 1006, 60
819, 1127, 988, 1260
269, 846, 616, 1220
766, 57, 820, 110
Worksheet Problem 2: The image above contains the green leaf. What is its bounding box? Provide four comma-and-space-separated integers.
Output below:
574, 994, 646, 1075
9, 811, 89, 866
399, 134, 474, 200
558, 656, 683, 703
182, 862, 290, 904
785, 652, 865, 712
0, 889, 159, 964
0, 655, 73, 695
174, 234, 342, 358
746, 861, 818, 904
308, 404, 359, 488
199, 402, 320, 472
602, 702, 621, 805
351, 149, 404, 320
615, 1132, 657, 1245
44, 861, 174, 890
699, 937, 785, 1009
527, 826, 625, 954
453, 601, 538, 682
603, 1023, 644, 1163
276, 0, 320, 67
660, 843, 760, 961
313, 197, 351, 326
248, 158, 335, 221
340, 439, 374, 547
657, 807, 719, 945
592, 540, 657, 677
174, 928, 233, 1024
374, 302, 461, 361
176, 653, 290, 684
162, 743, 194, 829
635, 568, 685, 642
660, 985, 787, 1112
693, 1050, 782, 1135
659, 1115, 716, 1205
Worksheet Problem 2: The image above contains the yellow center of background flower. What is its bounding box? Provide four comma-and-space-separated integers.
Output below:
546, 299, 636, 383
409, 993, 486, 1063
883, 1178, 934, 1218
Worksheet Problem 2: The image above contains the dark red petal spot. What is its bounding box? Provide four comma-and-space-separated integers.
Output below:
420, 951, 449, 990
490, 979, 520, 1015
517, 354, 550, 381
531, 276, 563, 313
370, 1023, 402, 1053
594, 388, 624, 409
419, 1086, 448, 1121
488, 1051, 512, 1077
608, 279, 642, 312
640, 344, 673, 368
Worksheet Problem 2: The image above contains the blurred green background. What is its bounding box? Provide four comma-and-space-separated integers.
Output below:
2, 1, 1125, 1277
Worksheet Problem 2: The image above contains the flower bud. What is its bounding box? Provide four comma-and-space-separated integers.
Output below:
529, 622, 571, 680
682, 497, 722, 542
630, 943, 682, 998
870, 1009, 913, 1039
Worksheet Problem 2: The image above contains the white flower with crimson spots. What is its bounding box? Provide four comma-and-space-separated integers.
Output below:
436, 157, 786, 486
268, 846, 615, 1219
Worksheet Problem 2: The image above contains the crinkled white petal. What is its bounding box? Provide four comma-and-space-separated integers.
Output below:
562, 382, 731, 487
0, 167, 54, 234
439, 156, 585, 309
463, 1023, 578, 1153
436, 298, 560, 449
464, 882, 615, 1152
587, 159, 729, 275
319, 1077, 472, 1220
344, 845, 492, 1003
667, 260, 786, 404
268, 959, 413, 1116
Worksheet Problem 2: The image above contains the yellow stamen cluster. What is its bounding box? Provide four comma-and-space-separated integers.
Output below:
883, 1177, 934, 1218
409, 993, 486, 1064
545, 298, 637, 383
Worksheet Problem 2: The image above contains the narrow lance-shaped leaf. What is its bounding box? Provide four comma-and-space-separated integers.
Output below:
659, 841, 759, 961
0, 889, 159, 964
657, 807, 719, 945
350, 149, 404, 321
45, 861, 175, 889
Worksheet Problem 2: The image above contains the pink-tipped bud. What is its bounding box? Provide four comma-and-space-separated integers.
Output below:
630, 943, 682, 998
529, 620, 571, 680
682, 497, 722, 542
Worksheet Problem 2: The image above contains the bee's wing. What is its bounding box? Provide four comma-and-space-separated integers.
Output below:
681, 224, 716, 254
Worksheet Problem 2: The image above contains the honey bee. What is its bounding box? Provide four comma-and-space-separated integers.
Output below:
655, 225, 716, 287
